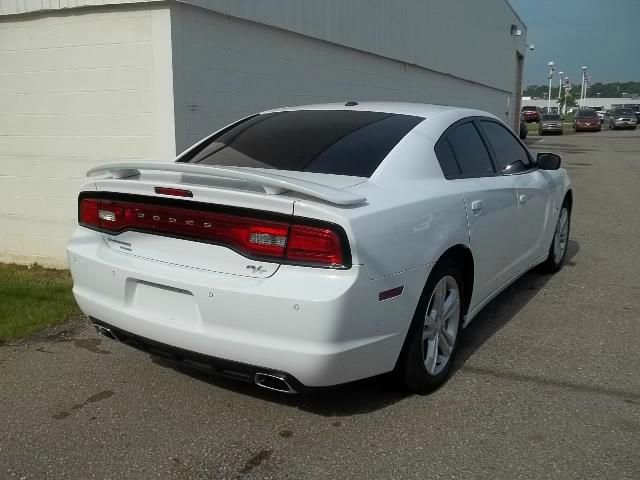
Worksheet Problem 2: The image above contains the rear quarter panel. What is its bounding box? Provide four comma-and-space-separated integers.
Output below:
293, 181, 470, 281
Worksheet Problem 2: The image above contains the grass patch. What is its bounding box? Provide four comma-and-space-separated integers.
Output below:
0, 263, 80, 342
526, 122, 539, 133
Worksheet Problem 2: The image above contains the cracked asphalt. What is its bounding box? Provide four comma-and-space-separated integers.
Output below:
1, 128, 639, 479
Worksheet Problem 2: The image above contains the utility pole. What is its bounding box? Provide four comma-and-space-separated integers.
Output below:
547, 61, 555, 112
580, 66, 587, 107
558, 71, 564, 114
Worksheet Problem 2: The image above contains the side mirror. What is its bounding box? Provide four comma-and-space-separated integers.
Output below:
537, 152, 561, 170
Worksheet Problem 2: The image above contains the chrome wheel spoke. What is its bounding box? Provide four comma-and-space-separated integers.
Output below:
424, 333, 439, 374
441, 290, 459, 321
432, 280, 446, 317
439, 327, 454, 356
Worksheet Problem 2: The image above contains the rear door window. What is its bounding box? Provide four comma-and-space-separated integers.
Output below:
479, 120, 532, 174
181, 110, 424, 178
444, 122, 495, 177
434, 139, 461, 178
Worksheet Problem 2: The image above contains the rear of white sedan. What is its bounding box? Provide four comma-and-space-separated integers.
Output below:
68, 102, 572, 393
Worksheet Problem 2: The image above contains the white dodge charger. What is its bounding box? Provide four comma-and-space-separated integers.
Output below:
68, 102, 572, 394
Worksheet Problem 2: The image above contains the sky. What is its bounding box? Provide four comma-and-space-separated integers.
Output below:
509, 0, 640, 86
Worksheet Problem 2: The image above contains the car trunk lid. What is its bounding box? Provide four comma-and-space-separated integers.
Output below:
84, 163, 364, 278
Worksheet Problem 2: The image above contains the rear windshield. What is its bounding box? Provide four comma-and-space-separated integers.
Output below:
180, 110, 424, 177
522, 106, 537, 111
577, 109, 598, 118
613, 109, 634, 116
542, 114, 561, 120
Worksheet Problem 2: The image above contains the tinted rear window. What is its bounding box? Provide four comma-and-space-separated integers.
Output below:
577, 109, 598, 118
613, 109, 634, 116
542, 114, 561, 120
522, 106, 537, 111
181, 110, 423, 177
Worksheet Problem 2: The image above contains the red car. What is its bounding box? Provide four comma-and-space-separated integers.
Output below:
573, 109, 601, 132
521, 106, 541, 123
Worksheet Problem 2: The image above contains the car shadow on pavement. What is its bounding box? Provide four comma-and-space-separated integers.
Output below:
453, 239, 580, 371
152, 240, 580, 416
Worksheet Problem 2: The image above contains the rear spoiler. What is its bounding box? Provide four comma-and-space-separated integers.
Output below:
86, 162, 367, 206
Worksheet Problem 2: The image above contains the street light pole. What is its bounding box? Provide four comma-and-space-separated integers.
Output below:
580, 66, 587, 107
547, 61, 555, 112
558, 71, 564, 114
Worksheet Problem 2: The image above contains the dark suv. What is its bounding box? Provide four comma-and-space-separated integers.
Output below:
521, 106, 541, 123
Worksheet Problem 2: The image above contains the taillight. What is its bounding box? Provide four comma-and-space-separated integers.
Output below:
286, 225, 344, 266
79, 198, 99, 225
78, 196, 348, 268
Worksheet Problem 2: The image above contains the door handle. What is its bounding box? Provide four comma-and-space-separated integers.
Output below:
519, 194, 529, 204
471, 200, 483, 212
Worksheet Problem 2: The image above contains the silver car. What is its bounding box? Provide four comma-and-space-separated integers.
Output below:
608, 109, 638, 130
538, 114, 563, 135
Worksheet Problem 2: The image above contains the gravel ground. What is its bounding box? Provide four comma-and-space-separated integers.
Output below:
1, 128, 639, 480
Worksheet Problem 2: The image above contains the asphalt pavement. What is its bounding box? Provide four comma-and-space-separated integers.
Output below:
1, 128, 639, 479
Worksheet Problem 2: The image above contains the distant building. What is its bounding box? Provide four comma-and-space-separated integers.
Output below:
521, 98, 632, 113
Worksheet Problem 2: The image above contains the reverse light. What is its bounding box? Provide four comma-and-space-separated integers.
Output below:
98, 209, 117, 222
78, 195, 349, 268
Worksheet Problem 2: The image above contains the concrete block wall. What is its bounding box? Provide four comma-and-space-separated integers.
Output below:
0, 2, 524, 267
171, 4, 512, 153
0, 5, 175, 267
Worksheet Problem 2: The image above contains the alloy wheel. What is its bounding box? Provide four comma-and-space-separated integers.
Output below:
422, 276, 461, 375
554, 208, 569, 264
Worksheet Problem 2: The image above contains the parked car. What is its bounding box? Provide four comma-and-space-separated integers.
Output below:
521, 106, 541, 123
519, 113, 527, 139
608, 108, 638, 130
573, 109, 601, 132
622, 104, 640, 124
68, 102, 572, 394
538, 114, 563, 135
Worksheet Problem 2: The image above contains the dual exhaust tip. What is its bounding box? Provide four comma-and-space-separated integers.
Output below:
93, 322, 297, 394
254, 372, 297, 394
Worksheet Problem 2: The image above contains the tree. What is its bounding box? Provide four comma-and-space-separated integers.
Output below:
524, 81, 640, 99
557, 89, 577, 114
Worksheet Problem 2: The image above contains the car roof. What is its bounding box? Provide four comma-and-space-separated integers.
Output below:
261, 101, 499, 123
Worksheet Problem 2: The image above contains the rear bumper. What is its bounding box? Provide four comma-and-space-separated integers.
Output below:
90, 317, 308, 392
612, 121, 637, 128
575, 124, 600, 131
68, 228, 427, 387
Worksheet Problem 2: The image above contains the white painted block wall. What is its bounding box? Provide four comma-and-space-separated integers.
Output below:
170, 4, 513, 153
0, 3, 523, 267
0, 6, 175, 267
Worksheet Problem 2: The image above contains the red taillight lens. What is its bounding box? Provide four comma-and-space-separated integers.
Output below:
79, 198, 99, 226
286, 225, 344, 266
78, 196, 348, 267
154, 187, 193, 197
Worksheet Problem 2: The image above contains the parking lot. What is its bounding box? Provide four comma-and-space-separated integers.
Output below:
1, 128, 639, 480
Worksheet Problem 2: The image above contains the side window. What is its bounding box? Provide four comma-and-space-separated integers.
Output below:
446, 122, 495, 177
480, 120, 531, 173
434, 138, 461, 178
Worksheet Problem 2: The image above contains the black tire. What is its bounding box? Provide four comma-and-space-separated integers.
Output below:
396, 259, 465, 394
540, 201, 571, 273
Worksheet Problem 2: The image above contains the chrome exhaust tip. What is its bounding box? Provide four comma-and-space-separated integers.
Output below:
93, 323, 118, 341
254, 372, 297, 394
